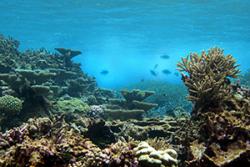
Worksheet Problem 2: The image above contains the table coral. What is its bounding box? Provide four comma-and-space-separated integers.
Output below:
104, 89, 158, 120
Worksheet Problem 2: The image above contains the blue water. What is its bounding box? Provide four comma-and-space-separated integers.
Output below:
0, 0, 250, 88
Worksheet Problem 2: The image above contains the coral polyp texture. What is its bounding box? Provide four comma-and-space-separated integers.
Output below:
134, 141, 178, 167
177, 48, 240, 113
0, 95, 22, 114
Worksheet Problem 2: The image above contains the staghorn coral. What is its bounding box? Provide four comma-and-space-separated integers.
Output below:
177, 48, 250, 167
177, 48, 240, 113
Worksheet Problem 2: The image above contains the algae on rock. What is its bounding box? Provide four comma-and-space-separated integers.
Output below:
55, 98, 90, 113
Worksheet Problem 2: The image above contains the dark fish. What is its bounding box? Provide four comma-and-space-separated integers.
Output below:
160, 54, 170, 59
140, 79, 145, 82
154, 64, 158, 69
174, 72, 179, 77
150, 70, 158, 77
162, 69, 171, 75
100, 70, 109, 75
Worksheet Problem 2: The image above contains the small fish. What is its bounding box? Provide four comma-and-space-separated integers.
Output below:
174, 72, 179, 77
150, 70, 158, 77
160, 54, 170, 59
140, 79, 145, 82
162, 69, 171, 75
154, 64, 158, 69
100, 70, 109, 75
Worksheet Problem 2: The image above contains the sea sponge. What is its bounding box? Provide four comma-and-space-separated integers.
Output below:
134, 141, 178, 167
0, 95, 23, 114
177, 48, 240, 113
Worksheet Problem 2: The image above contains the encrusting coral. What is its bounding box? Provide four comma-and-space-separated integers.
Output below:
54, 98, 90, 113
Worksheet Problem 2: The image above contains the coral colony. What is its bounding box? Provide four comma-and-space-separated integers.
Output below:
0, 34, 249, 167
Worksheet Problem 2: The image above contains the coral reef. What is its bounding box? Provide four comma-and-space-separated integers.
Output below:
0, 117, 102, 167
0, 34, 113, 129
0, 95, 22, 114
125, 80, 192, 117
177, 47, 240, 114
1, 34, 249, 167
104, 89, 158, 120
54, 47, 82, 68
0, 116, 178, 167
88, 140, 139, 167
134, 141, 178, 167
54, 98, 90, 113
238, 69, 250, 88
178, 48, 250, 167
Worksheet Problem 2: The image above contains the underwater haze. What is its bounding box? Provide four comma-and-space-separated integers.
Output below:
0, 0, 250, 88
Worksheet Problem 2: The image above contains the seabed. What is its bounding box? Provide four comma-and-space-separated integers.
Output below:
0, 35, 249, 167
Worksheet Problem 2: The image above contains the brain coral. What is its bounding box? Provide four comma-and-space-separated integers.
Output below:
0, 95, 23, 114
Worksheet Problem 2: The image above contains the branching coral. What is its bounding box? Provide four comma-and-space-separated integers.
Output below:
87, 140, 138, 167
177, 48, 250, 166
177, 48, 240, 113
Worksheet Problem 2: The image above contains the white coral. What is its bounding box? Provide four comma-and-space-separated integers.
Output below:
134, 141, 178, 167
